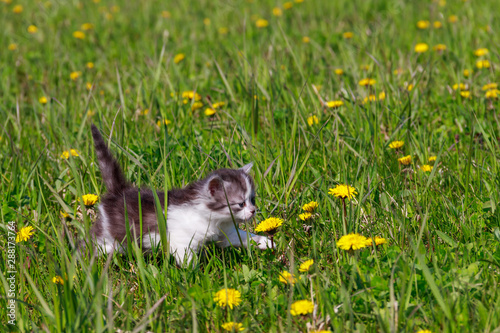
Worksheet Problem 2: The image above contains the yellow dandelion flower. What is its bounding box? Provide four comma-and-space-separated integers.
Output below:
433, 21, 442, 29
476, 60, 490, 69
463, 69, 472, 77
407, 84, 414, 91
81, 23, 94, 31
334, 68, 344, 75
360, 64, 370, 71
326, 100, 344, 108
448, 15, 458, 23
279, 270, 297, 284
398, 155, 412, 165
60, 211, 69, 218
374, 236, 387, 245
16, 226, 35, 243
302, 36, 310, 43
86, 82, 93, 90
8, 43, 18, 51
298, 212, 312, 221
416, 20, 430, 29
213, 288, 242, 309
157, 119, 171, 126
256, 19, 269, 28
421, 164, 433, 172
302, 201, 318, 212
433, 44, 446, 52
365, 236, 387, 246
27, 25, 38, 34
389, 140, 404, 149
52, 276, 64, 285
417, 330, 432, 333
428, 156, 437, 162
307, 115, 319, 126
73, 31, 85, 39
69, 149, 79, 156
283, 2, 293, 9
161, 10, 171, 18
221, 322, 244, 332
39, 96, 48, 104
337, 233, 368, 250
474, 48, 489, 57
482, 83, 498, 91
60, 151, 70, 159
255, 217, 284, 234
378, 91, 386, 100
139, 109, 149, 116
82, 194, 99, 206
460, 91, 471, 98
299, 259, 314, 272
328, 184, 357, 200
87, 109, 96, 117
205, 108, 216, 116
342, 31, 353, 39
359, 78, 376, 86
70, 71, 81, 80
290, 300, 314, 316
310, 331, 332, 333
181, 91, 202, 101
452, 83, 466, 91
174, 53, 185, 64
86, 62, 94, 69
212, 101, 226, 109
485, 89, 500, 99
203, 18, 211, 25
218, 27, 229, 35
273, 7, 282, 16
414, 43, 429, 53
13, 5, 23, 13
363, 94, 377, 104
191, 101, 203, 111
295, 0, 304, 3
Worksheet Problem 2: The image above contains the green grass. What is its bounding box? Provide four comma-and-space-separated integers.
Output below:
1, 0, 500, 331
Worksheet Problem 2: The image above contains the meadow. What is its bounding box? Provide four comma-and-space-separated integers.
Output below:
1, 0, 500, 331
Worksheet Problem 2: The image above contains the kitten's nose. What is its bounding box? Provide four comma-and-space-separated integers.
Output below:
250, 208, 256, 214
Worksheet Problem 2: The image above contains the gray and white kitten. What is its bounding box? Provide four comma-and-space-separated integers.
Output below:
87, 124, 271, 265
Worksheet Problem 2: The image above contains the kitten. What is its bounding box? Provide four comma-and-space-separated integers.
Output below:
85, 124, 271, 265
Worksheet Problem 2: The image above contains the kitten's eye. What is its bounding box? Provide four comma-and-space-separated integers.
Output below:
238, 202, 245, 208
250, 196, 255, 205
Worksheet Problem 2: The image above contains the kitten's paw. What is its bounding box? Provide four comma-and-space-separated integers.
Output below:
253, 235, 273, 250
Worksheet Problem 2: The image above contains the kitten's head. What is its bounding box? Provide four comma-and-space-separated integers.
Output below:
205, 163, 256, 222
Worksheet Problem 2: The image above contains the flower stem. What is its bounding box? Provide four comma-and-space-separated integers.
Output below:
342, 197, 347, 234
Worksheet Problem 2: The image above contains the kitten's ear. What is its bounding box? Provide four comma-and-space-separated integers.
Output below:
240, 163, 253, 174
207, 177, 222, 196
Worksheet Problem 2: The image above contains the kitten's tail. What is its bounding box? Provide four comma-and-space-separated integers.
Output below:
91, 124, 129, 194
